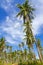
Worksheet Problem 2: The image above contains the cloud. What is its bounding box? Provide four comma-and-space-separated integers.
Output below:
38, 0, 43, 3
30, 0, 43, 36
0, 16, 24, 44
32, 13, 43, 35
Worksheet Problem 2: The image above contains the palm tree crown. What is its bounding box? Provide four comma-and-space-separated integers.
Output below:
16, 0, 35, 24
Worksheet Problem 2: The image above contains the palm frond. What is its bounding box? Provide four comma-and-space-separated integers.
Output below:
17, 4, 22, 9
16, 11, 22, 17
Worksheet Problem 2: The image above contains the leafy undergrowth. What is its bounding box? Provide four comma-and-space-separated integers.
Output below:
0, 60, 43, 65
0, 60, 12, 65
18, 61, 43, 65
0, 63, 12, 65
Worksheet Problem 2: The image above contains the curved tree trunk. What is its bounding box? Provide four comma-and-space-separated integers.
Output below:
37, 47, 43, 62
36, 42, 43, 62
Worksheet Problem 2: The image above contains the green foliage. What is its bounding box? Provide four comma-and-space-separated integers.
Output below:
0, 60, 12, 65
0, 60, 3, 65
18, 61, 43, 65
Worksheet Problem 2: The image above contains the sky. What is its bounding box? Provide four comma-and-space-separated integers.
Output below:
0, 0, 43, 57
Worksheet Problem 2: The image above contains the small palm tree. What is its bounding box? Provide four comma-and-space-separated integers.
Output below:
0, 38, 5, 59
19, 44, 21, 48
24, 48, 27, 61
21, 42, 24, 51
0, 37, 5, 52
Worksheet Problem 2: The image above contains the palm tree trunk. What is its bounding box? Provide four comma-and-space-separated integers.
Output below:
36, 43, 43, 62
37, 47, 43, 62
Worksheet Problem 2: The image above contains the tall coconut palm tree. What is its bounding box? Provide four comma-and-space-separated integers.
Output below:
16, 0, 35, 60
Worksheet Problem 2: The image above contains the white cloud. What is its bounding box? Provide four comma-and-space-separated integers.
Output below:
5, 36, 15, 44
0, 16, 23, 44
32, 14, 43, 35
38, 0, 43, 3
0, 0, 15, 15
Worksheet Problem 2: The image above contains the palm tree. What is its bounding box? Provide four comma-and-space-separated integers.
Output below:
19, 44, 22, 50
36, 39, 43, 62
0, 37, 5, 52
21, 42, 24, 51
41, 48, 43, 59
9, 46, 12, 53
0, 37, 5, 59
9, 46, 12, 62
16, 0, 35, 60
24, 48, 27, 61
19, 42, 24, 51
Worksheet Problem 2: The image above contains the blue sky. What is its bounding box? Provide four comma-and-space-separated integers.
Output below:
0, 0, 43, 57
